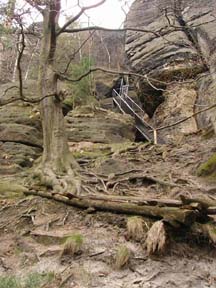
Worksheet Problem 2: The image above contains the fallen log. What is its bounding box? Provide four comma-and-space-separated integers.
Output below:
65, 193, 182, 207
180, 195, 216, 209
24, 190, 197, 225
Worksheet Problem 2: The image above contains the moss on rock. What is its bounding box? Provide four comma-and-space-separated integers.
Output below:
0, 180, 27, 199
197, 153, 216, 178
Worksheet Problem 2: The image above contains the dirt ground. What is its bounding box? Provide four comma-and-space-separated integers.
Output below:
1, 132, 216, 288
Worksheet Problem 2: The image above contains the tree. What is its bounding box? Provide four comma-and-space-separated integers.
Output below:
17, 0, 105, 194
1, 0, 216, 195
0, 0, 106, 194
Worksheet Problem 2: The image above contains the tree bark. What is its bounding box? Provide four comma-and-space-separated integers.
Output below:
36, 2, 79, 193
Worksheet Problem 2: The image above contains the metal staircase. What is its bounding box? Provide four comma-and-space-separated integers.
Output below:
112, 81, 164, 144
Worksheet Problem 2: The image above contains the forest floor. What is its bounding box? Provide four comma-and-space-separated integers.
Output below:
1, 131, 216, 288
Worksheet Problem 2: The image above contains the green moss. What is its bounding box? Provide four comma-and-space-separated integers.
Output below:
0, 180, 27, 199
197, 153, 216, 178
109, 141, 136, 154
72, 148, 110, 160
63, 233, 84, 245
63, 97, 74, 108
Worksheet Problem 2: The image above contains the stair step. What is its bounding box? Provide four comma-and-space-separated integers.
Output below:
112, 89, 165, 144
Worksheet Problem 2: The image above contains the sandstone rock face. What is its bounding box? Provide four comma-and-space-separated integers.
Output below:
152, 83, 198, 141
125, 0, 216, 136
125, 0, 215, 77
0, 82, 135, 175
196, 75, 216, 133
0, 83, 42, 174
66, 106, 135, 144
0, 82, 42, 197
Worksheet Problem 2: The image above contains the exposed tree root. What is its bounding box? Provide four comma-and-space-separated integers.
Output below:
81, 170, 185, 194
32, 156, 82, 195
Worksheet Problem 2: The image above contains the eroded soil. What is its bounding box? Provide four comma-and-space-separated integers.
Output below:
1, 132, 216, 288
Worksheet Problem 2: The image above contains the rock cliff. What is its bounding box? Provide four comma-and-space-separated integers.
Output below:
125, 0, 216, 138
0, 82, 135, 179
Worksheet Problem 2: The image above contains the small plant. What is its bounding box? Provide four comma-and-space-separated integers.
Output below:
0, 276, 21, 288
127, 216, 145, 242
0, 272, 54, 288
61, 233, 84, 257
66, 57, 95, 108
24, 272, 54, 288
114, 245, 131, 270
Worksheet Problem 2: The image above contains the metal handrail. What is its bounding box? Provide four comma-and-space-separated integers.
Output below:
113, 79, 161, 144
123, 93, 146, 117
113, 89, 154, 131
113, 97, 126, 115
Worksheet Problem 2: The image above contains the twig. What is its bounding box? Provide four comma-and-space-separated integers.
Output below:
59, 272, 74, 288
60, 30, 96, 75
57, 0, 106, 36
89, 250, 106, 257
155, 102, 216, 131
16, 19, 26, 99
0, 91, 56, 106
62, 211, 70, 225
58, 66, 168, 87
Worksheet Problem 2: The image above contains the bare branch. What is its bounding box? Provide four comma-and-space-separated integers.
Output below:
59, 25, 163, 37
16, 19, 26, 99
25, 0, 44, 14
155, 103, 216, 131
57, 67, 168, 87
0, 90, 56, 106
0, 86, 20, 100
57, 0, 106, 36
61, 30, 96, 75
144, 75, 165, 91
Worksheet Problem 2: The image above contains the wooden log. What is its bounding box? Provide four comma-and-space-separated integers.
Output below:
24, 190, 197, 225
180, 195, 216, 209
65, 193, 182, 207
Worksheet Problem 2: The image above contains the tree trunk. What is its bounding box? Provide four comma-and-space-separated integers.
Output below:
36, 3, 80, 194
